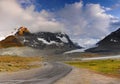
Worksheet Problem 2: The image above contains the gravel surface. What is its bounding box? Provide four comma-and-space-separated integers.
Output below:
55, 68, 120, 84
0, 62, 72, 84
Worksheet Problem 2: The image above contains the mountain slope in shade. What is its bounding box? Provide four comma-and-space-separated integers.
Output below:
15, 27, 81, 51
86, 28, 120, 53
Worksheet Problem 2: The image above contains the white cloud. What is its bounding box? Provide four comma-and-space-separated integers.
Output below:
0, 0, 120, 47
104, 7, 112, 11
54, 2, 120, 47
56, 2, 112, 39
111, 3, 120, 10
0, 0, 64, 38
72, 38, 99, 48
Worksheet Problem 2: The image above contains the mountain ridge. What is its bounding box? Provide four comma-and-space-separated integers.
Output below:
86, 28, 120, 53
0, 27, 81, 54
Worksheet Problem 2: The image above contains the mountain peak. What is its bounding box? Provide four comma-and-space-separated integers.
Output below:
86, 28, 120, 53
0, 26, 81, 54
15, 26, 30, 36
112, 28, 120, 34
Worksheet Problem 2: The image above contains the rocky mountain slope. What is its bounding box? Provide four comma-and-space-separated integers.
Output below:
0, 35, 23, 48
0, 27, 81, 54
86, 28, 120, 53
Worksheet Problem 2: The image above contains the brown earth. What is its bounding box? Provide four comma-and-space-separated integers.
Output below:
0, 35, 23, 48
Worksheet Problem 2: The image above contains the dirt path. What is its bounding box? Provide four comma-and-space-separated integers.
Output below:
55, 68, 120, 84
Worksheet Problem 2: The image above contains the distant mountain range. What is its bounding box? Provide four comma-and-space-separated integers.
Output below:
0, 27, 81, 54
86, 28, 120, 53
2, 26, 120, 54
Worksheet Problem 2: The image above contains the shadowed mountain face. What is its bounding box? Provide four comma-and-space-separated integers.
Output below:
15, 27, 81, 51
86, 28, 120, 53
0, 27, 81, 54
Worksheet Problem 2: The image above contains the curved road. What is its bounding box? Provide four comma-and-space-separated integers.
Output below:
0, 62, 72, 84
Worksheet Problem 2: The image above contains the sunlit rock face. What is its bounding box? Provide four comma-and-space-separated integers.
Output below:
0, 35, 23, 48
15, 26, 30, 36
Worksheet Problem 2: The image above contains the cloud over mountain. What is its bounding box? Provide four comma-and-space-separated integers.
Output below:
0, 0, 64, 37
56, 2, 111, 38
0, 0, 120, 47
55, 2, 120, 47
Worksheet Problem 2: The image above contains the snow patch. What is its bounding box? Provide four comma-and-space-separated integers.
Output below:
23, 38, 29, 43
110, 39, 118, 42
0, 37, 5, 41
57, 36, 68, 43
37, 38, 56, 45
64, 44, 98, 54
64, 49, 85, 54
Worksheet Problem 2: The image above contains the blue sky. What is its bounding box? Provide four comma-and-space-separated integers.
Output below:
0, 0, 120, 47
84, 0, 120, 17
20, 0, 80, 11
20, 0, 120, 17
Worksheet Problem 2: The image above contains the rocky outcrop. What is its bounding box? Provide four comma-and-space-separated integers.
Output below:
15, 26, 30, 36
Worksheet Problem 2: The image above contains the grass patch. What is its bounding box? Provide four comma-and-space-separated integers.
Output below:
66, 59, 120, 77
0, 56, 42, 72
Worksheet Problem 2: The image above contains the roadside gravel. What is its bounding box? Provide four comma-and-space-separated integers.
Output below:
55, 68, 120, 84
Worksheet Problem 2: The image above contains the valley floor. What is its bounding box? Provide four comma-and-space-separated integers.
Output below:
55, 67, 120, 84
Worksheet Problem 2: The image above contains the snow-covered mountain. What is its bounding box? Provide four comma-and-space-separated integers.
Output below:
0, 27, 81, 54
16, 27, 80, 49
86, 28, 120, 53
0, 26, 82, 54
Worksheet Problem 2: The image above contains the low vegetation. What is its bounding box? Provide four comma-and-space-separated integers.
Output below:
66, 59, 120, 78
0, 56, 42, 72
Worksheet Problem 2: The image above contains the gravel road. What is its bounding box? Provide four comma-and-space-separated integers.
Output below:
55, 68, 120, 84
0, 62, 72, 84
